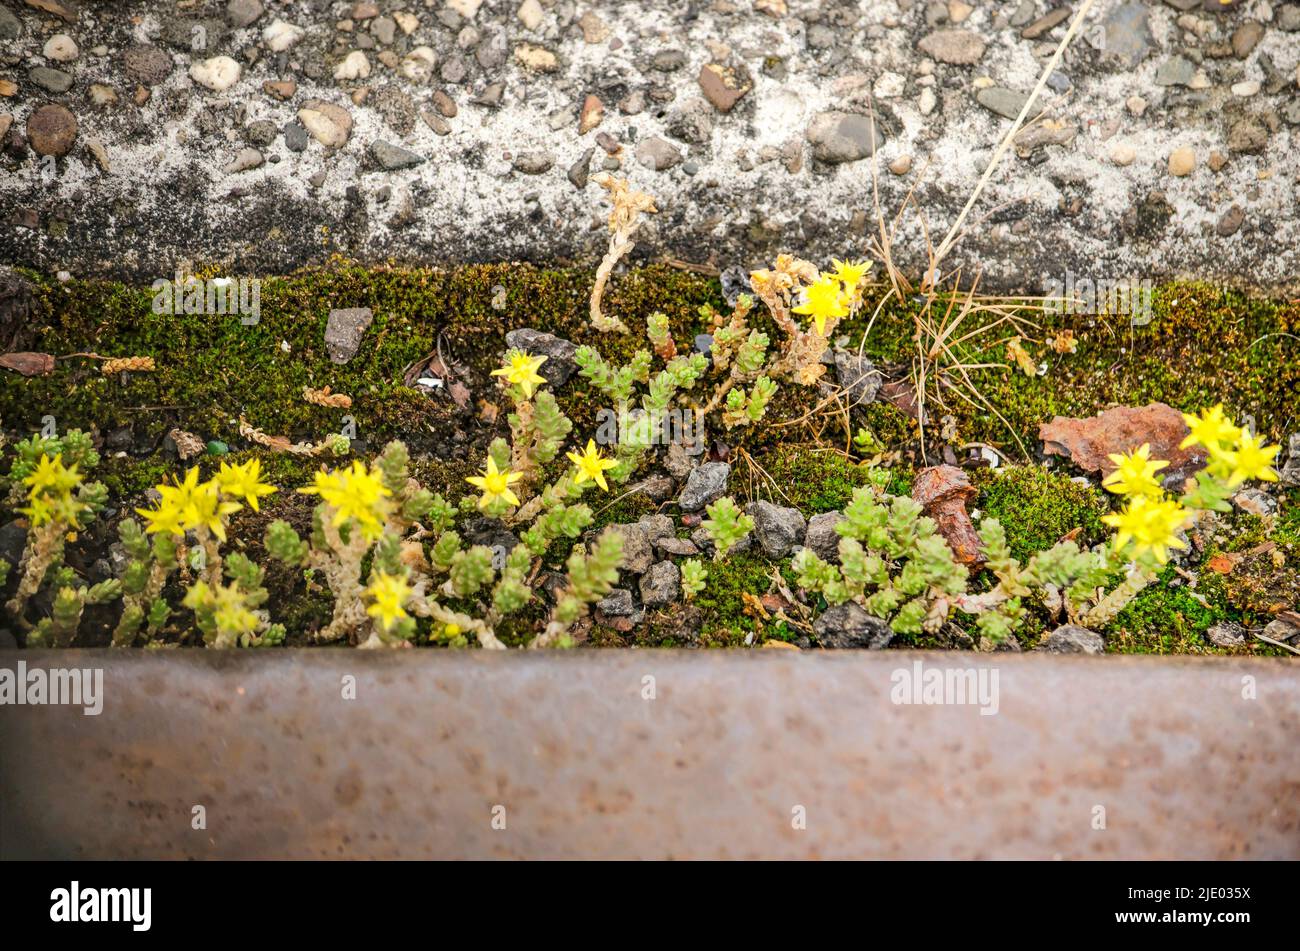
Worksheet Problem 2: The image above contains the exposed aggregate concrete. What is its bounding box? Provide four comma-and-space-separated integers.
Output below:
0, 0, 1297, 293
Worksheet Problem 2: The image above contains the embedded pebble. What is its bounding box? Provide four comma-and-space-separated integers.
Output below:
26, 102, 78, 156
43, 34, 78, 62
1168, 147, 1196, 177
190, 56, 242, 92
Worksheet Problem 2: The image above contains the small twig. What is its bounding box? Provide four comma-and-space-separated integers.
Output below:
1252, 631, 1300, 656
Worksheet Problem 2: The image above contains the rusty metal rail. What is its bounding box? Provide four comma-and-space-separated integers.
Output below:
1, 650, 1297, 859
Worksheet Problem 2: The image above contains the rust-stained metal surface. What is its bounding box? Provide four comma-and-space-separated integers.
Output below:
2, 650, 1297, 859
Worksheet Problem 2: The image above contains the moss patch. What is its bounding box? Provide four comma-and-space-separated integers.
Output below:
976, 465, 1110, 562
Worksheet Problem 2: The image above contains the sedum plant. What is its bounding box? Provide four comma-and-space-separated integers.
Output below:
266, 442, 449, 645
183, 552, 285, 649
793, 488, 969, 636
131, 458, 278, 648
701, 497, 754, 561
4, 433, 110, 638
680, 558, 708, 600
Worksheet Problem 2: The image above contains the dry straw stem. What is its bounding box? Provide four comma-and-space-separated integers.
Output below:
930, 0, 1099, 267
589, 173, 657, 333
238, 416, 340, 456
100, 356, 156, 375
853, 0, 1097, 459
302, 386, 353, 409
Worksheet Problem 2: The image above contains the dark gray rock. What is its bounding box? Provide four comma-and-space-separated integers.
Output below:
833, 350, 880, 407
678, 462, 729, 512
1279, 434, 1300, 487
1154, 56, 1195, 87
805, 111, 884, 164
463, 518, 519, 561
814, 603, 893, 649
0, 6, 23, 41
1101, 3, 1151, 69
567, 147, 594, 188
30, 67, 74, 94
1206, 621, 1247, 648
975, 87, 1029, 120
504, 328, 578, 386
803, 511, 845, 563
656, 536, 699, 557
608, 515, 674, 575
639, 560, 681, 607
598, 588, 635, 616
746, 500, 806, 559
1036, 624, 1104, 654
636, 136, 682, 171
325, 307, 374, 364
370, 140, 425, 170
284, 120, 308, 152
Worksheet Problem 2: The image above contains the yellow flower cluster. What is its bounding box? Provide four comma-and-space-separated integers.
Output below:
1099, 405, 1281, 566
1102, 494, 1189, 566
1181, 405, 1280, 487
792, 258, 871, 336
365, 571, 411, 630
182, 579, 260, 636
138, 460, 275, 540
299, 460, 391, 541
20, 453, 86, 528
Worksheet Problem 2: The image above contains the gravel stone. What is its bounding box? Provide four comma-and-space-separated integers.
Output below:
814, 603, 893, 649
677, 462, 729, 512
503, 328, 578, 386
803, 511, 845, 563
639, 561, 681, 607
745, 501, 806, 559
325, 307, 374, 364
1036, 625, 1104, 655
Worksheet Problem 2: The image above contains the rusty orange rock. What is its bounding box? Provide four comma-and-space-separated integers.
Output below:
1039, 402, 1208, 477
913, 464, 984, 567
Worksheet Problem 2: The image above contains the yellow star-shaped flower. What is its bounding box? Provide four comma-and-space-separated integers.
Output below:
184, 478, 243, 542
1101, 443, 1168, 497
465, 457, 522, 509
215, 459, 277, 512
792, 274, 849, 336
365, 571, 412, 631
829, 258, 872, 292
23, 453, 81, 496
491, 351, 548, 399
1102, 494, 1189, 565
566, 439, 618, 491
1219, 428, 1280, 487
1180, 404, 1240, 452
299, 460, 392, 541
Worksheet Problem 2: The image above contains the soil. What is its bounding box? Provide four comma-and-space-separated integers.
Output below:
0, 262, 1297, 654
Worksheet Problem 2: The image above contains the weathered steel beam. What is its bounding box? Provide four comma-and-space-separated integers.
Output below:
2, 650, 1297, 859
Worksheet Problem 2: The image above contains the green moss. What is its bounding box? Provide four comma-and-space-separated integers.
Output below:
752, 447, 909, 513
5, 263, 1299, 653
690, 551, 776, 646
977, 465, 1109, 562
1106, 571, 1223, 654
